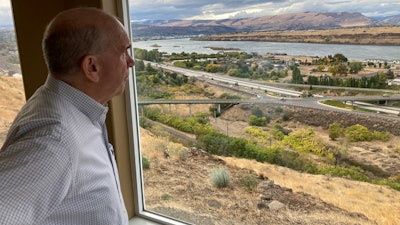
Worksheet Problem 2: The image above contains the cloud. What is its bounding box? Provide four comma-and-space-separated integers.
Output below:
0, 0, 13, 26
0, 0, 397, 26
129, 0, 400, 20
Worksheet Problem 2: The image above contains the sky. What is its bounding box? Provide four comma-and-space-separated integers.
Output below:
0, 0, 399, 26
129, 0, 400, 21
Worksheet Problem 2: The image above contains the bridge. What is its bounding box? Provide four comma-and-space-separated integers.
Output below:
138, 94, 400, 119
138, 62, 400, 119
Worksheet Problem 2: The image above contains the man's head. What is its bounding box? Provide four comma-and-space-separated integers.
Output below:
42, 8, 134, 104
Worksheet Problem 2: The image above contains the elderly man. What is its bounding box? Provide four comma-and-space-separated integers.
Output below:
0, 8, 134, 225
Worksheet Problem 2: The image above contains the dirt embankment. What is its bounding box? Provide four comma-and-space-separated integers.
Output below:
284, 106, 400, 135
143, 146, 377, 225
0, 76, 25, 145
194, 26, 400, 46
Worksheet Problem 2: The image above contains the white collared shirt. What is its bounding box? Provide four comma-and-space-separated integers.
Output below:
0, 75, 128, 225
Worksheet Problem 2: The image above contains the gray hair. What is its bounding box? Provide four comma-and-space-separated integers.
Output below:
42, 14, 107, 76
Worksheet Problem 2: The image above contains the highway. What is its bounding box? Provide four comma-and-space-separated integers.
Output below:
141, 61, 400, 119
147, 61, 302, 97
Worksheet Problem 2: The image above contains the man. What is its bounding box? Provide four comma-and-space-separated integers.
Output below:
0, 8, 134, 225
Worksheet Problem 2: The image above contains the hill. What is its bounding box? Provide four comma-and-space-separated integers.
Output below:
132, 11, 390, 39
164, 12, 378, 30
0, 75, 25, 144
2, 72, 400, 224
383, 15, 400, 25
138, 80, 400, 225
193, 26, 400, 45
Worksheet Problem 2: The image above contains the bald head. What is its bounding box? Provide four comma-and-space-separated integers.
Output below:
42, 8, 124, 77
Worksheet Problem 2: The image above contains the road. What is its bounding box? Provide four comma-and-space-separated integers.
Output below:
142, 61, 400, 118
147, 61, 302, 97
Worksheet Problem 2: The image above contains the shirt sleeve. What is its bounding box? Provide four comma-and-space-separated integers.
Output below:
0, 134, 73, 225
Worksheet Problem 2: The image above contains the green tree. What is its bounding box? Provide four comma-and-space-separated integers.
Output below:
291, 66, 303, 84
205, 64, 223, 73
333, 53, 348, 63
135, 59, 145, 71
348, 62, 363, 74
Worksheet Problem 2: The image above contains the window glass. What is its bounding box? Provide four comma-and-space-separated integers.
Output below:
128, 1, 400, 224
0, 1, 24, 146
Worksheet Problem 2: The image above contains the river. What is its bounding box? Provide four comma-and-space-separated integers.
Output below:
133, 38, 400, 61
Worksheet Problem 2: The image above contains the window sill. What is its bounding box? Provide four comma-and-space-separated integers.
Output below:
129, 217, 162, 225
129, 213, 189, 225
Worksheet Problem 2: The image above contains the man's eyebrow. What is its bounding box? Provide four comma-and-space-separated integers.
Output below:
124, 43, 131, 51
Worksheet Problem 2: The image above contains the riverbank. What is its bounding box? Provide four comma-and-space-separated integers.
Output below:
193, 26, 400, 46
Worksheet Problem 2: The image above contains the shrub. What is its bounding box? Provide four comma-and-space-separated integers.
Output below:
251, 107, 264, 117
275, 106, 283, 113
372, 130, 390, 141
249, 115, 267, 126
142, 157, 150, 169
210, 167, 231, 188
282, 127, 327, 156
389, 174, 400, 183
139, 117, 152, 129
239, 174, 258, 192
344, 124, 372, 142
328, 122, 343, 140
282, 113, 290, 121
161, 193, 172, 200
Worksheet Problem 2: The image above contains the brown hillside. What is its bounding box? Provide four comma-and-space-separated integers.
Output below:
0, 75, 25, 145
161, 12, 377, 30
140, 82, 400, 225
2, 73, 400, 225
194, 26, 400, 45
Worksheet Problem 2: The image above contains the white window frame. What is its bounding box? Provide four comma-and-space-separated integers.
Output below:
118, 0, 192, 224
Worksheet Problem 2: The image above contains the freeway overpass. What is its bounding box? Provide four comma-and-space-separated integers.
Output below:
139, 62, 400, 118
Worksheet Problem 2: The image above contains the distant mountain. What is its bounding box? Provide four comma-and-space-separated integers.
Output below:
382, 15, 400, 25
132, 24, 236, 38
132, 12, 392, 39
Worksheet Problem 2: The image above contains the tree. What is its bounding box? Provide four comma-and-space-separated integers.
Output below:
227, 68, 239, 77
307, 76, 319, 85
348, 62, 363, 74
135, 59, 145, 71
333, 53, 348, 63
205, 64, 223, 73
291, 66, 303, 84
386, 69, 395, 80
337, 63, 348, 76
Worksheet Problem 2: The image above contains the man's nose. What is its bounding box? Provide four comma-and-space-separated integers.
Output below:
128, 55, 135, 67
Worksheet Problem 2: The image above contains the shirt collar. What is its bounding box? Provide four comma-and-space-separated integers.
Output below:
44, 75, 109, 123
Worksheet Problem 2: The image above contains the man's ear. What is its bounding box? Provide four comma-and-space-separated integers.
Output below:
81, 55, 100, 83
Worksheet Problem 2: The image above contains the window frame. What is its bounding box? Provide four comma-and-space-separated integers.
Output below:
120, 1, 192, 224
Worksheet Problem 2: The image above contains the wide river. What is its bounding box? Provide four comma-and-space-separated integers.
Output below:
133, 38, 400, 61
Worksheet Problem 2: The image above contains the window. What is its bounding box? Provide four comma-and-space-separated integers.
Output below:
5, 1, 400, 224
127, 1, 400, 225
0, 1, 24, 147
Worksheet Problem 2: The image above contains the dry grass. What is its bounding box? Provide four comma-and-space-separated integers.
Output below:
2, 73, 399, 224
140, 128, 379, 224
0, 75, 25, 145
138, 89, 400, 224
223, 157, 400, 225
